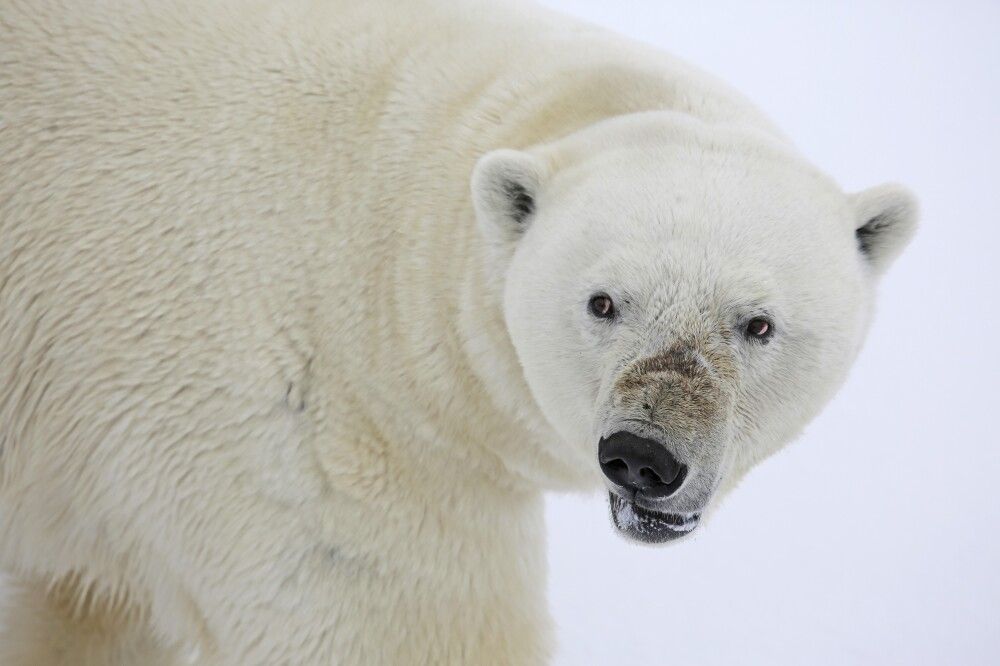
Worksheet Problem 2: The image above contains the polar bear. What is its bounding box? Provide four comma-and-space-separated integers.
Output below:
0, 0, 915, 664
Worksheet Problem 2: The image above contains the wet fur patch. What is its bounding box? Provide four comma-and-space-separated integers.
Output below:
632, 347, 702, 379
614, 342, 736, 436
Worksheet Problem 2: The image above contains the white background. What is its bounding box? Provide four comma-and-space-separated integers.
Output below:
539, 2, 1000, 664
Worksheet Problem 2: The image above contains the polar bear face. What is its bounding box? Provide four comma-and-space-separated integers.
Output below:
472, 112, 916, 544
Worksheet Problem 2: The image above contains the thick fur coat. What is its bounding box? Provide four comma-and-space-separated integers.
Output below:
0, 1, 915, 664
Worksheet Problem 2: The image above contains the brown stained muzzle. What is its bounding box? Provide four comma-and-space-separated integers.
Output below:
612, 341, 737, 440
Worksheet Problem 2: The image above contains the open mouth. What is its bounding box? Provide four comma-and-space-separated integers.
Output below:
608, 492, 700, 543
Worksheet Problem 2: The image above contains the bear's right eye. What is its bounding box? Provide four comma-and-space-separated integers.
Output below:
588, 293, 615, 320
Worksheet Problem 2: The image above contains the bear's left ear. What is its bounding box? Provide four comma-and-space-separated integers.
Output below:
850, 183, 919, 275
471, 149, 548, 245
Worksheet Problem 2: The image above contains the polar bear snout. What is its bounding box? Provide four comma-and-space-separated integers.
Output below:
599, 428, 704, 543
598, 431, 687, 499
596, 344, 736, 543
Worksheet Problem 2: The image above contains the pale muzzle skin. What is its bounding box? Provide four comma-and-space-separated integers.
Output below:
471, 112, 918, 545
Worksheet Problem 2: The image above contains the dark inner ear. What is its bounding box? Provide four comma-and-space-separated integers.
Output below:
471, 149, 546, 244
849, 184, 917, 274
855, 213, 891, 257
504, 180, 535, 224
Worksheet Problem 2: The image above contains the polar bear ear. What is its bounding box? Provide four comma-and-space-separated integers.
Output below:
850, 184, 918, 275
471, 149, 547, 245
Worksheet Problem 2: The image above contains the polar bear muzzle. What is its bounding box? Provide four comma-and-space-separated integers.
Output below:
599, 430, 701, 543
593, 342, 735, 543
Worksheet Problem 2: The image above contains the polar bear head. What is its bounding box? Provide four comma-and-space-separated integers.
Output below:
471, 111, 916, 544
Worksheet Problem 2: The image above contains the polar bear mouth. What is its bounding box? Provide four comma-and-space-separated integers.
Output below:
608, 492, 700, 543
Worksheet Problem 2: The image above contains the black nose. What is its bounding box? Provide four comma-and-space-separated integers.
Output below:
598, 431, 687, 498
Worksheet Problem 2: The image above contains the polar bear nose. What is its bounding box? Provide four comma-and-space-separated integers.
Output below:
598, 431, 687, 498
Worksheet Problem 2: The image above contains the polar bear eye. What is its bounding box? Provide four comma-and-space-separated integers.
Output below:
588, 293, 615, 319
745, 317, 774, 341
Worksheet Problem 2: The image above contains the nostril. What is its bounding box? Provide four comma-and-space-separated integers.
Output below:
606, 459, 628, 474
601, 458, 631, 487
638, 466, 662, 485
643, 464, 686, 498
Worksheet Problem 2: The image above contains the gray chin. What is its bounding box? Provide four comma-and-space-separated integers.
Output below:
608, 492, 700, 544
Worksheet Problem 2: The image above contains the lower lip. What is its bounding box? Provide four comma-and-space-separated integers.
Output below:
608, 492, 700, 542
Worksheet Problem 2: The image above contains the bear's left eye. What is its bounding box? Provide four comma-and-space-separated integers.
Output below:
588, 293, 615, 320
745, 317, 774, 342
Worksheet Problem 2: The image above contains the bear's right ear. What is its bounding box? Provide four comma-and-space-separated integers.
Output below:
471, 149, 547, 245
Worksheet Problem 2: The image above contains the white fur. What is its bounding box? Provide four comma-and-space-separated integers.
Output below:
0, 0, 916, 663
